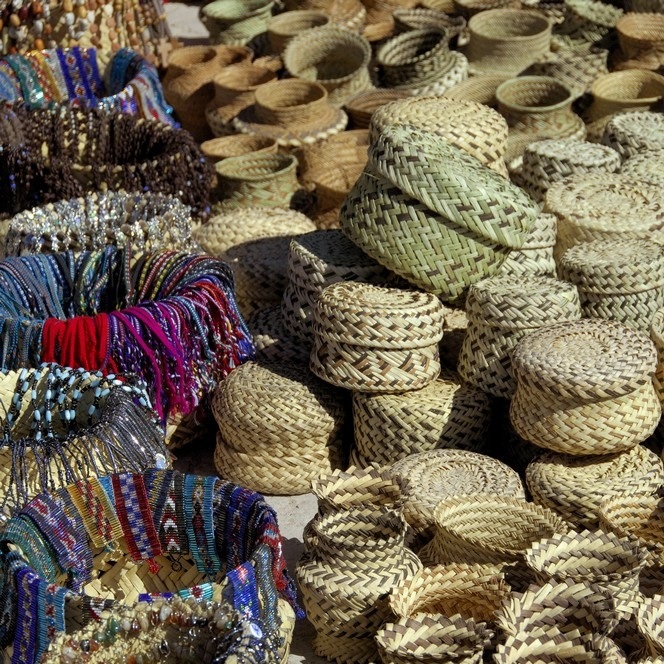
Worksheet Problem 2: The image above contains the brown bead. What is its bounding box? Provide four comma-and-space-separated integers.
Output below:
43, 22, 52, 35
0, 19, 4, 31
33, 37, 44, 49
108, 28, 116, 39
9, 13, 20, 27
88, 22, 98, 33
31, 1, 43, 15
62, 0, 73, 11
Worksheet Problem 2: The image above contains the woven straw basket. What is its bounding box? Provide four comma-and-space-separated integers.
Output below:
465, 9, 552, 76
283, 25, 372, 106
443, 75, 508, 107
526, 444, 664, 529
345, 89, 411, 129
352, 371, 492, 466
563, 0, 623, 43
459, 275, 582, 398
510, 319, 660, 455
193, 206, 315, 258
267, 9, 331, 53
248, 305, 312, 364
559, 238, 664, 333
602, 111, 664, 161
393, 8, 466, 37
621, 150, 664, 185
200, 135, 278, 164
389, 449, 525, 532
617, 12, 664, 61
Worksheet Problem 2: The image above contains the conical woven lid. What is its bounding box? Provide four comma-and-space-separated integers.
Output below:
559, 238, 664, 295
465, 275, 581, 330
511, 318, 657, 400
313, 281, 445, 349
369, 124, 539, 248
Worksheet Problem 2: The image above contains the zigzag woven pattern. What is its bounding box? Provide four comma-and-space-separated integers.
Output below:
602, 111, 664, 160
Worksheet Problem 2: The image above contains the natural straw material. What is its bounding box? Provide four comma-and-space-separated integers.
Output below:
233, 79, 348, 148
465, 9, 553, 76
369, 96, 509, 174
389, 449, 525, 531
599, 494, 664, 566
526, 444, 664, 529
248, 305, 312, 364
443, 75, 508, 106
352, 372, 492, 466
393, 8, 466, 37
499, 213, 557, 278
558, 238, 664, 332
283, 25, 372, 105
637, 596, 664, 657
621, 150, 664, 184
617, 12, 664, 60
200, 134, 278, 163
544, 174, 664, 257
345, 89, 411, 129
310, 281, 445, 392
340, 169, 513, 303
267, 10, 331, 53
651, 307, 664, 407
458, 275, 582, 398
602, 111, 664, 161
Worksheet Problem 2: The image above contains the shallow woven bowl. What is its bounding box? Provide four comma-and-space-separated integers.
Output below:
393, 8, 467, 37
200, 135, 278, 162
496, 76, 575, 115
267, 10, 331, 53
345, 89, 411, 128
588, 70, 664, 121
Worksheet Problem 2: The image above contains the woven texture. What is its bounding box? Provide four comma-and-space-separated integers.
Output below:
651, 307, 664, 407
466, 9, 552, 76
499, 213, 557, 278
559, 238, 664, 332
443, 75, 508, 106
352, 371, 491, 466
563, 0, 623, 43
283, 25, 372, 105
282, 229, 388, 342
520, 138, 621, 202
393, 8, 467, 36
248, 305, 312, 364
544, 173, 664, 258
267, 10, 331, 53
458, 275, 581, 398
311, 281, 444, 392
369, 96, 509, 174
345, 89, 411, 129
621, 149, 664, 184
617, 12, 664, 62
602, 111, 664, 161
526, 444, 664, 529
340, 169, 512, 303
194, 206, 315, 258
389, 449, 525, 532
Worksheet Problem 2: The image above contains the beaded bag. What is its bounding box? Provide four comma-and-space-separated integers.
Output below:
0, 104, 212, 217
0, 247, 254, 421
0, 363, 168, 517
0, 47, 174, 125
0, 470, 301, 664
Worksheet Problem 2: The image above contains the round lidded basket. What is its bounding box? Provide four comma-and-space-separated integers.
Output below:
352, 372, 492, 466
376, 28, 451, 87
267, 9, 331, 53
587, 70, 664, 122
602, 111, 664, 161
558, 238, 664, 332
283, 25, 372, 106
466, 9, 552, 76
526, 444, 664, 529
389, 449, 525, 532
617, 12, 664, 59
215, 152, 300, 210
499, 212, 558, 278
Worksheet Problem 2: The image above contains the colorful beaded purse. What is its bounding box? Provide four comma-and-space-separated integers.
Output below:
0, 47, 174, 125
0, 470, 301, 664
0, 363, 167, 516
0, 248, 254, 422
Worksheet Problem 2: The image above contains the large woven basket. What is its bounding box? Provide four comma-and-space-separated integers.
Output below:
0, 469, 300, 664
559, 238, 664, 333
526, 444, 664, 529
267, 9, 331, 53
465, 9, 552, 76
340, 169, 512, 303
544, 173, 664, 258
369, 96, 509, 174
352, 372, 492, 466
510, 319, 660, 455
283, 25, 372, 106
389, 449, 525, 532
459, 275, 582, 398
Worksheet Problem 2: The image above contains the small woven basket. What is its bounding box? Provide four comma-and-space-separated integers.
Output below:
458, 275, 582, 398
443, 75, 508, 106
267, 9, 331, 53
193, 206, 314, 258
201, 0, 274, 45
466, 9, 553, 76
617, 12, 664, 61
525, 529, 647, 615
389, 449, 525, 532
499, 213, 557, 278
454, 0, 520, 16
393, 8, 467, 37
421, 495, 569, 569
345, 89, 411, 128
200, 135, 278, 165
215, 152, 300, 210
587, 70, 664, 122
602, 111, 664, 161
248, 305, 312, 364
559, 238, 664, 332
526, 444, 664, 529
352, 372, 492, 466
563, 0, 623, 43
283, 25, 372, 106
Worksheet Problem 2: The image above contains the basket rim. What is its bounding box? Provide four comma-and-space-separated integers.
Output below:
496, 76, 576, 113
468, 8, 551, 40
